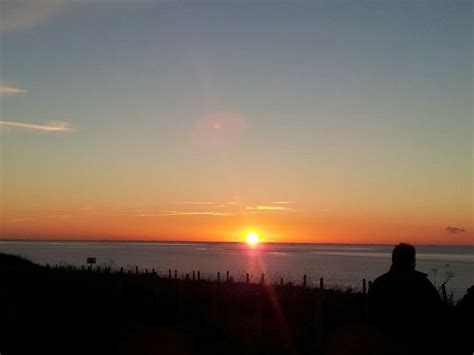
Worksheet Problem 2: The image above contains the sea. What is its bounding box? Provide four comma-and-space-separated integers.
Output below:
1, 241, 472, 300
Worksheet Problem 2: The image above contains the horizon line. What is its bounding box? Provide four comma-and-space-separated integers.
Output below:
0, 238, 472, 248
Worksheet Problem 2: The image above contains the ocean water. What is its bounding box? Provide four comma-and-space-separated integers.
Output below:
1, 241, 472, 300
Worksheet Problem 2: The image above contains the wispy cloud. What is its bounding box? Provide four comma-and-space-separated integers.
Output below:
0, 120, 73, 132
174, 201, 215, 205
79, 205, 96, 211
271, 201, 296, 205
0, 85, 27, 95
0, 0, 66, 32
47, 214, 73, 220
135, 211, 232, 217
246, 205, 296, 211
10, 218, 37, 222
446, 226, 465, 234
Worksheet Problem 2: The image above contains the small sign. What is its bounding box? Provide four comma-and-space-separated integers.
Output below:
87, 257, 96, 264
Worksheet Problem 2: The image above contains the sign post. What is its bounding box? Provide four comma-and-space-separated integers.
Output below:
87, 257, 96, 271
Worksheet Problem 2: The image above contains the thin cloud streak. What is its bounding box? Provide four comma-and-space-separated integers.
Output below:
271, 201, 296, 205
174, 201, 215, 205
0, 120, 73, 132
10, 218, 37, 222
0, 0, 66, 32
47, 214, 73, 220
0, 86, 27, 95
135, 211, 232, 217
246, 205, 296, 211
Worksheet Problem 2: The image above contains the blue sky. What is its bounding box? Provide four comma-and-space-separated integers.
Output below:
0, 1, 472, 243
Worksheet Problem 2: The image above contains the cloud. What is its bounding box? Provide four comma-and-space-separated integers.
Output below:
174, 201, 215, 205
271, 201, 296, 205
0, 120, 73, 132
0, 85, 27, 95
0, 0, 66, 32
446, 226, 465, 234
47, 214, 73, 220
246, 205, 296, 211
79, 205, 96, 211
135, 211, 232, 217
10, 218, 37, 222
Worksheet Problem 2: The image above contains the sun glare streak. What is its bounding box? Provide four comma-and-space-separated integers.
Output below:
246, 236, 295, 353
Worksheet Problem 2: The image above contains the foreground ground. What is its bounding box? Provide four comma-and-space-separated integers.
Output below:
0, 253, 470, 355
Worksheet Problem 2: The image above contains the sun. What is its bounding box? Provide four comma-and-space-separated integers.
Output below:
245, 232, 260, 246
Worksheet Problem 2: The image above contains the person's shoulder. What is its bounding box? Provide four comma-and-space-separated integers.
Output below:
413, 270, 439, 293
413, 270, 429, 279
372, 271, 392, 286
373, 269, 427, 285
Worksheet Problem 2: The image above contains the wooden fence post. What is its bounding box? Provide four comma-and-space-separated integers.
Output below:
246, 273, 250, 284
169, 269, 172, 279
363, 278, 368, 321
135, 266, 138, 274
217, 272, 220, 284
192, 270, 195, 281
211, 283, 218, 323
197, 271, 200, 281
313, 290, 324, 353
320, 277, 324, 290
260, 273, 265, 285
303, 274, 307, 288
256, 288, 263, 338
441, 284, 448, 304
280, 277, 284, 286
226, 271, 229, 282
174, 269, 178, 280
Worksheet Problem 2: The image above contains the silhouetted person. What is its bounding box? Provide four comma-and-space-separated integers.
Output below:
368, 243, 446, 355
453, 286, 474, 355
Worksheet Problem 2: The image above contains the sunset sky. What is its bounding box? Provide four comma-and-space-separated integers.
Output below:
0, 1, 472, 245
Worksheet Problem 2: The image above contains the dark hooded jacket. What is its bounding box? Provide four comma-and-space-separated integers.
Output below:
368, 266, 445, 354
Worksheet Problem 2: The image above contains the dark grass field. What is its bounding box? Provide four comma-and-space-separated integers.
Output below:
0, 253, 470, 355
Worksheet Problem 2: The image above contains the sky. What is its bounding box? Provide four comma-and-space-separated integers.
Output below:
0, 0, 472, 245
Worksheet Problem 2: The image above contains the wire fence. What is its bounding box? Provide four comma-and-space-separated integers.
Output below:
48, 261, 468, 302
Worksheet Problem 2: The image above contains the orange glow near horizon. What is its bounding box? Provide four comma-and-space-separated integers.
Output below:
0, 203, 472, 245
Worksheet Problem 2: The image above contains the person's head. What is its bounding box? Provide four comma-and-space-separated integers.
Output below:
391, 243, 416, 271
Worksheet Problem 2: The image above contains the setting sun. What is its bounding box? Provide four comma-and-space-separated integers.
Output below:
245, 232, 260, 245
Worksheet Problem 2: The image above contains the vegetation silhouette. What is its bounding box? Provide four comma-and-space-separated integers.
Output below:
0, 250, 469, 355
